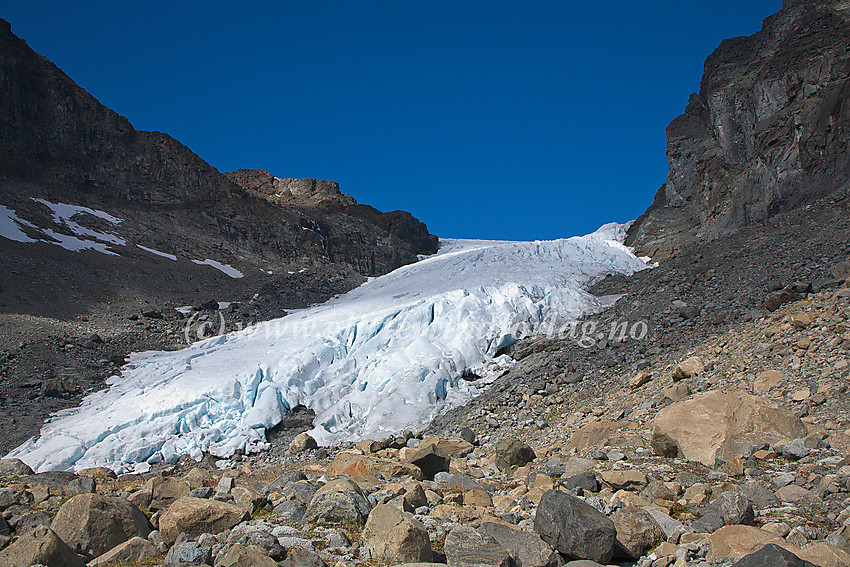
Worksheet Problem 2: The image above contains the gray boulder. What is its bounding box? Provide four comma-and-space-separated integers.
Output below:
444, 525, 512, 567
533, 490, 616, 563
730, 543, 816, 566
479, 521, 559, 567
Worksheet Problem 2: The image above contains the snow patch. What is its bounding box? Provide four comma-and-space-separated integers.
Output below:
0, 205, 38, 243
191, 259, 244, 279
8, 224, 647, 473
137, 245, 177, 261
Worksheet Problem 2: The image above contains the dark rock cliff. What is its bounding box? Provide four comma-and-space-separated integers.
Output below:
627, 0, 850, 258
0, 18, 436, 278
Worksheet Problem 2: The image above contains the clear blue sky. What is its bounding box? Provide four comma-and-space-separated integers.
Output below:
3, 1, 782, 240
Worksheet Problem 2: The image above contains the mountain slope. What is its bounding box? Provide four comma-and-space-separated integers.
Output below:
627, 0, 850, 258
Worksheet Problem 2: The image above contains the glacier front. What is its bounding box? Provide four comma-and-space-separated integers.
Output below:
7, 224, 648, 473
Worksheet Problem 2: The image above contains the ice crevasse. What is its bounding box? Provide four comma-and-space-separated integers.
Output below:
7, 223, 648, 473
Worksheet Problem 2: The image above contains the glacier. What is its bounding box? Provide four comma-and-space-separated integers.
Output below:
7, 223, 648, 473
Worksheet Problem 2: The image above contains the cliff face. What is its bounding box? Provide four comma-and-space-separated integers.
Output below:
627, 0, 850, 258
0, 19, 436, 279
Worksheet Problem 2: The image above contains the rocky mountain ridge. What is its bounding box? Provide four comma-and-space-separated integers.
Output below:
627, 0, 850, 259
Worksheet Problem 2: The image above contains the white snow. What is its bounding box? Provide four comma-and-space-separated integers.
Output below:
8, 224, 648, 473
192, 259, 244, 279
137, 245, 177, 261
0, 199, 126, 255
0, 205, 38, 243
33, 198, 126, 247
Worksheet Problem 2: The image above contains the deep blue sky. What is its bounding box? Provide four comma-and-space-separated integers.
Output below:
4, 1, 782, 240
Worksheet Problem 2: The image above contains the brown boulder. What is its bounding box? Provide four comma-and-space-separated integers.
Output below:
50, 493, 152, 558
327, 452, 423, 480
707, 525, 790, 560
158, 497, 250, 543
363, 504, 432, 564
216, 544, 279, 567
0, 526, 85, 567
650, 390, 807, 466
88, 536, 159, 566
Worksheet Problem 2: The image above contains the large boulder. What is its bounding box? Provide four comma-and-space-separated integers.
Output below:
533, 490, 616, 563
730, 544, 816, 567
0, 458, 34, 476
707, 525, 788, 560
303, 480, 371, 525
418, 436, 475, 457
89, 537, 159, 566
215, 543, 278, 567
406, 443, 450, 480
611, 506, 664, 559
327, 451, 424, 480
50, 493, 152, 558
158, 497, 251, 543
495, 438, 536, 471
444, 525, 512, 567
479, 521, 560, 567
650, 390, 807, 466
0, 526, 85, 567
363, 504, 432, 563
795, 542, 850, 567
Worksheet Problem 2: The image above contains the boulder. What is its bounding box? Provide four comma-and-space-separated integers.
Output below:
406, 443, 450, 480
611, 506, 664, 559
672, 356, 704, 380
158, 497, 250, 543
600, 470, 647, 491
533, 489, 616, 563
89, 536, 159, 566
629, 371, 652, 388
0, 458, 34, 476
327, 451, 423, 480
76, 467, 117, 480
418, 436, 475, 457
50, 493, 152, 558
707, 525, 788, 560
650, 390, 807, 466
0, 526, 85, 567
444, 525, 512, 567
163, 541, 212, 566
479, 521, 560, 567
730, 544, 816, 566
701, 491, 754, 526
795, 542, 850, 567
146, 476, 191, 502
563, 472, 600, 493
290, 432, 318, 453
280, 546, 328, 567
216, 543, 279, 567
303, 481, 371, 525
495, 438, 536, 471
363, 504, 432, 564
565, 421, 639, 454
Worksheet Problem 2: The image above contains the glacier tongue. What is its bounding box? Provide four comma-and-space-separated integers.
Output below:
7, 224, 648, 473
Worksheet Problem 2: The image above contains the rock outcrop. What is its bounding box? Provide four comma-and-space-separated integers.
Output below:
627, 0, 850, 258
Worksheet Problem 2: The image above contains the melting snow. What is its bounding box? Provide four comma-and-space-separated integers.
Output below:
8, 223, 648, 473
0, 205, 38, 243
0, 199, 126, 255
192, 259, 244, 279
137, 245, 178, 261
